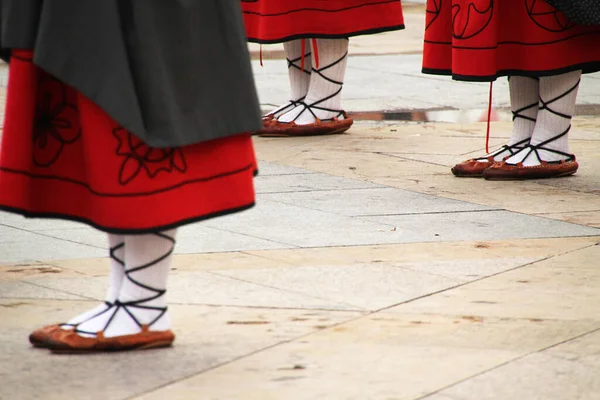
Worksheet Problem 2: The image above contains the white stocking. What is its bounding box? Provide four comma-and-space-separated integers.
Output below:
62, 234, 125, 329
74, 230, 176, 338
278, 38, 349, 125
265, 40, 312, 119
506, 70, 581, 167
472, 76, 539, 163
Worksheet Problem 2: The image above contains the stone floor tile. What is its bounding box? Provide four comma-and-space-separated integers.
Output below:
375, 174, 600, 215
304, 124, 494, 156
0, 264, 78, 282
394, 257, 542, 281
36, 224, 294, 256
342, 96, 440, 112
169, 252, 294, 271
255, 172, 382, 194
0, 224, 46, 243
31, 228, 108, 248
0, 300, 362, 400
0, 280, 89, 300
175, 225, 294, 253
214, 263, 462, 311
388, 248, 600, 321
0, 238, 106, 264
202, 199, 412, 248
28, 271, 359, 311
422, 395, 466, 400
431, 351, 600, 400
256, 160, 313, 176
135, 314, 596, 400
0, 211, 83, 231
542, 329, 600, 365
366, 211, 600, 242
246, 237, 599, 267
255, 144, 449, 180
526, 242, 600, 270
47, 251, 292, 277
535, 210, 600, 228
263, 187, 493, 216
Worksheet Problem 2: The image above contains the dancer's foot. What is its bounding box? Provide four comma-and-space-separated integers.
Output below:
29, 236, 125, 348
451, 138, 530, 177
484, 70, 581, 180
260, 39, 353, 136
45, 231, 177, 353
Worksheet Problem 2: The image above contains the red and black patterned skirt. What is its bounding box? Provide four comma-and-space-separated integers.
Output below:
241, 0, 405, 43
0, 51, 257, 233
423, 0, 600, 81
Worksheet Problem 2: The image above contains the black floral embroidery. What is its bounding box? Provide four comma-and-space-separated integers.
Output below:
33, 76, 81, 167
452, 1, 494, 40
426, 0, 442, 31
526, 0, 574, 32
113, 127, 187, 185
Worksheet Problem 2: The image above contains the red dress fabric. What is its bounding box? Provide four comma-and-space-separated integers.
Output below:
241, 0, 405, 43
0, 51, 257, 234
423, 0, 600, 81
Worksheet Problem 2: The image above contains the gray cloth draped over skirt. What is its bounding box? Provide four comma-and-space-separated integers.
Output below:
544, 0, 600, 26
0, 0, 261, 148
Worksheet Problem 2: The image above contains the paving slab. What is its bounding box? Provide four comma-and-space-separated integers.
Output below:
0, 235, 106, 264
0, 280, 89, 301
386, 244, 600, 321
427, 330, 600, 400
24, 270, 360, 311
203, 199, 404, 248
245, 237, 599, 268
135, 313, 598, 400
257, 161, 314, 176
214, 263, 463, 311
262, 187, 494, 216
0, 299, 362, 400
366, 210, 600, 242
255, 172, 382, 194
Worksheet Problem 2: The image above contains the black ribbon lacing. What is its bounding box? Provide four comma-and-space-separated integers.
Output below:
73, 233, 175, 336
478, 77, 539, 162
504, 78, 580, 166
284, 49, 348, 124
59, 241, 125, 330
264, 51, 312, 119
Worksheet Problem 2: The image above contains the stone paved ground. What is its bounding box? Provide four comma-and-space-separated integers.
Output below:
2, 3, 600, 400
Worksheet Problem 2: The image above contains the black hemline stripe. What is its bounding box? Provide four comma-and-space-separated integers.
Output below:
0, 163, 255, 198
247, 25, 405, 44
422, 62, 600, 82
0, 202, 256, 235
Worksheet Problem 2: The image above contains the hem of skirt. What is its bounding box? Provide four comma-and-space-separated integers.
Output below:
247, 24, 405, 44
0, 202, 256, 235
422, 62, 600, 82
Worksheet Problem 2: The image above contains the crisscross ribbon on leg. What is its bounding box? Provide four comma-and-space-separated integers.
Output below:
284, 48, 349, 124
73, 232, 175, 337
478, 77, 539, 162
264, 50, 312, 119
58, 241, 125, 330
505, 78, 580, 166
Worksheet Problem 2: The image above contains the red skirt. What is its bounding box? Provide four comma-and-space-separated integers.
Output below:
0, 51, 257, 234
241, 0, 405, 43
423, 0, 600, 81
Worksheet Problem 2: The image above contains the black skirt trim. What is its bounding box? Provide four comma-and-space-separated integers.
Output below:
0, 202, 256, 235
0, 163, 255, 198
422, 62, 600, 82
247, 25, 405, 44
